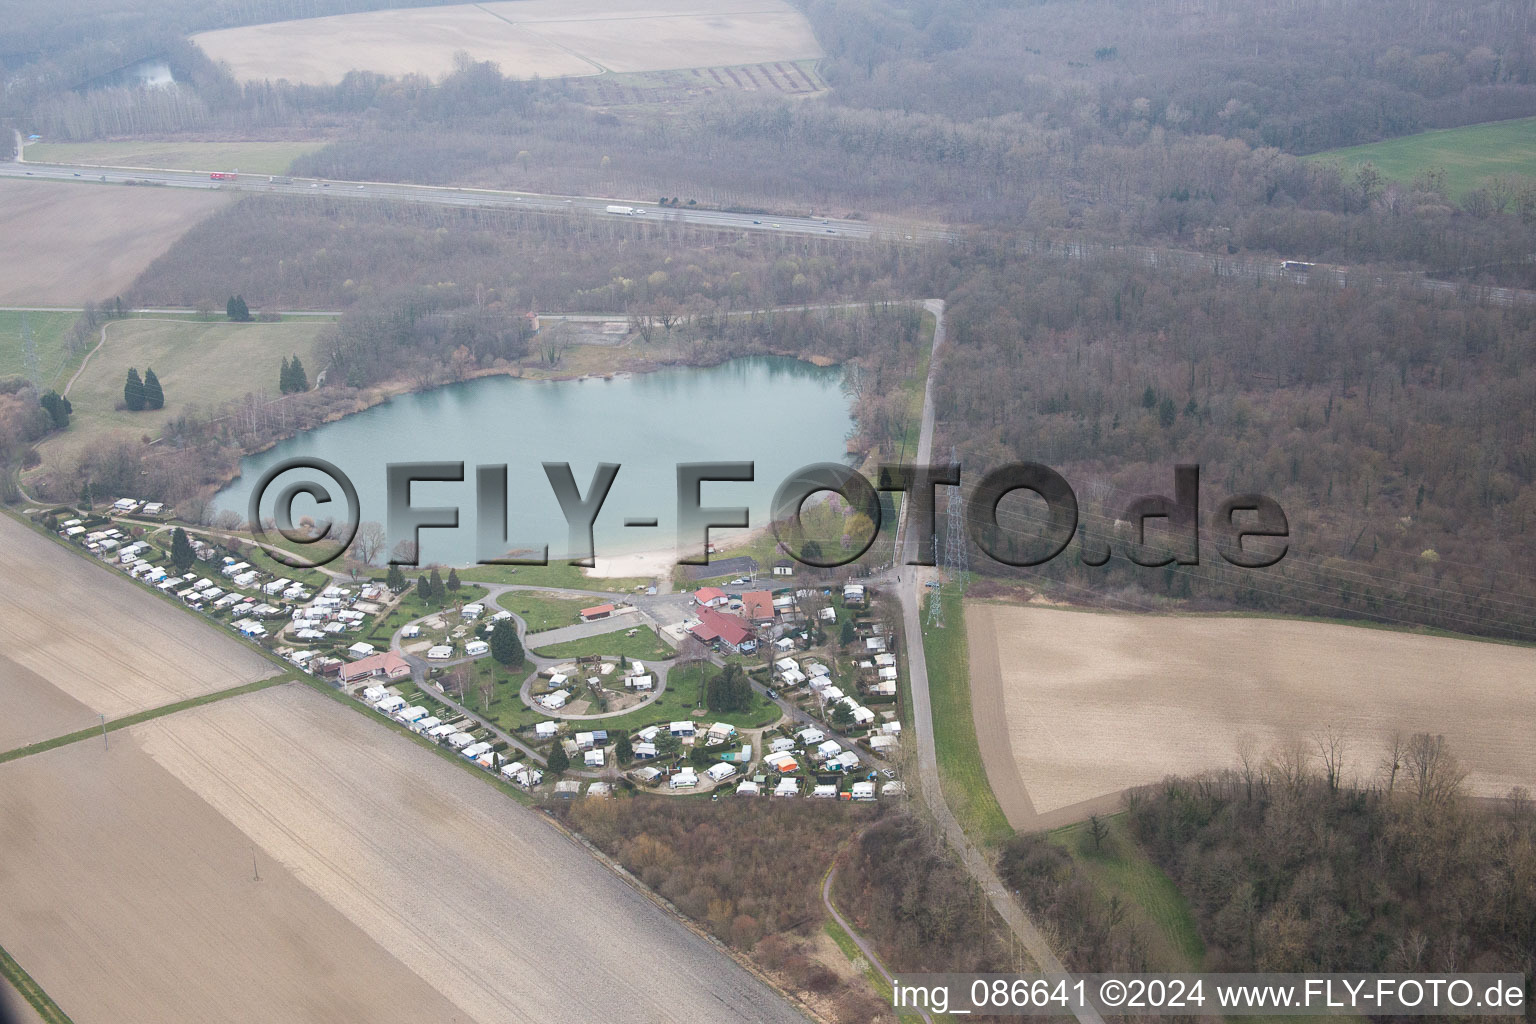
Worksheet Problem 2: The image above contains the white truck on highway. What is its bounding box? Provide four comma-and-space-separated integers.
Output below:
605, 204, 639, 215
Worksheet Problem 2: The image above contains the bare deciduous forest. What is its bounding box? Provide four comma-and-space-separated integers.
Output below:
1004, 739, 1535, 982
3, 0, 1534, 1006
940, 252, 1536, 640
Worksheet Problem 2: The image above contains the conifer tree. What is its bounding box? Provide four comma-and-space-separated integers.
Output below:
124, 368, 145, 411
171, 527, 195, 572
143, 367, 164, 410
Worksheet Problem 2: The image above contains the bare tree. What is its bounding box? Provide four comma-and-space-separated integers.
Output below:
1380, 731, 1406, 794
390, 538, 419, 566
1316, 727, 1346, 793
1235, 732, 1261, 803
1404, 733, 1466, 806
350, 520, 386, 564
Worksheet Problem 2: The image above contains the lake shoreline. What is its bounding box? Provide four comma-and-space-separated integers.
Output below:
210, 353, 858, 574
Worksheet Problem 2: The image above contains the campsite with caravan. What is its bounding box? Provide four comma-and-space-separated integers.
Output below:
5, 0, 1536, 1018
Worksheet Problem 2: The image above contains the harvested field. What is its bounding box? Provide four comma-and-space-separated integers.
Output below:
0, 708, 467, 1024
0, 654, 95, 756
0, 514, 276, 744
0, 681, 809, 1023
967, 603, 1536, 829
0, 179, 230, 306
193, 0, 822, 86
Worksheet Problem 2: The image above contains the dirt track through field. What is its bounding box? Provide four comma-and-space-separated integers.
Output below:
967, 603, 1536, 829
0, 179, 229, 305
0, 515, 277, 742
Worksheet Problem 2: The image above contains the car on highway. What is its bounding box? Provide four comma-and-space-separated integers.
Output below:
772, 223, 781, 227
826, 228, 837, 234
357, 184, 364, 189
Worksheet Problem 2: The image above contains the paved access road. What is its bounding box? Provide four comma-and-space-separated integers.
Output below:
890, 299, 1108, 1024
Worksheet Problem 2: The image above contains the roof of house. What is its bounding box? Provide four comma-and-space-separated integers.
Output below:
690, 607, 752, 647
740, 591, 775, 621
693, 586, 727, 604
580, 603, 615, 617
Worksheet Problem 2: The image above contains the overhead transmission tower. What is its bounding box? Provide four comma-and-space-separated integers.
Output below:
927, 446, 969, 628
21, 313, 39, 387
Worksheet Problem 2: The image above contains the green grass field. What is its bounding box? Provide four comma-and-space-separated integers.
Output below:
33, 318, 332, 471
0, 310, 82, 390
1309, 116, 1536, 199
25, 140, 325, 176
495, 590, 595, 632
531, 627, 676, 663
920, 589, 1013, 846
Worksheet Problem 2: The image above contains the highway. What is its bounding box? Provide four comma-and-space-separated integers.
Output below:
0, 156, 951, 244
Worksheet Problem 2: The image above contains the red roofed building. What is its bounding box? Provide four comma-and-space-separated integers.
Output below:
740, 591, 775, 624
340, 651, 412, 684
693, 586, 728, 608
689, 607, 754, 651
580, 603, 615, 621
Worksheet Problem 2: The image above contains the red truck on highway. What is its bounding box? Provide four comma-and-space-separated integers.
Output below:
209, 171, 237, 181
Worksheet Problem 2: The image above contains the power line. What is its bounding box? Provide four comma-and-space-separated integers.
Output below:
21, 311, 39, 386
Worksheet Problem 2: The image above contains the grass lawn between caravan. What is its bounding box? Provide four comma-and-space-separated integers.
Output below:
495, 590, 594, 632
921, 589, 1012, 846
1308, 116, 1536, 199
545, 662, 781, 737
531, 629, 676, 663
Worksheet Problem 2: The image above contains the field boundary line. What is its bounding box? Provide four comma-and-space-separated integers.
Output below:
964, 601, 1042, 830
0, 943, 74, 1024
0, 676, 292, 764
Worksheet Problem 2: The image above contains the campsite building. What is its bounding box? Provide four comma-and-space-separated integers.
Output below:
688, 607, 754, 652
340, 651, 412, 685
